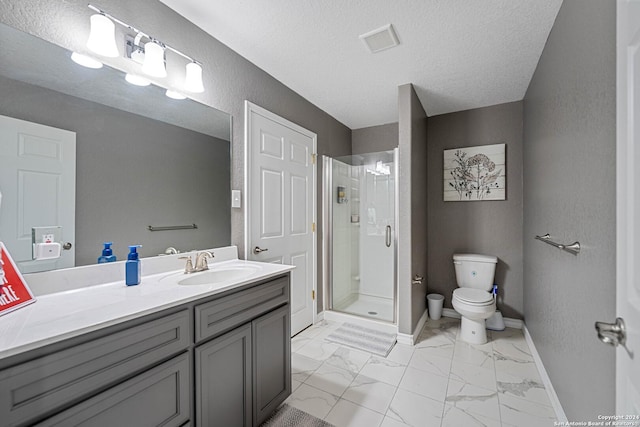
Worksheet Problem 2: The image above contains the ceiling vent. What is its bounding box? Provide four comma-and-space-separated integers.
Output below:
359, 24, 399, 53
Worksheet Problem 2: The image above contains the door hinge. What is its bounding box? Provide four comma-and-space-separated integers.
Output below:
311, 153, 317, 164
312, 290, 316, 300
312, 222, 316, 232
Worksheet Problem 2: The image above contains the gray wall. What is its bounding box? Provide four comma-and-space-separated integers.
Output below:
427, 102, 524, 319
523, 0, 616, 419
0, 0, 352, 260
0, 75, 230, 264
398, 84, 428, 335
352, 123, 398, 155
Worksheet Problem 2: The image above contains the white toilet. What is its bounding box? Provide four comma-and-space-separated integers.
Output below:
452, 253, 498, 344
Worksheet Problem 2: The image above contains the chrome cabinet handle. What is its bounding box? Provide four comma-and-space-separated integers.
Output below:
253, 246, 269, 254
595, 317, 626, 346
385, 225, 391, 247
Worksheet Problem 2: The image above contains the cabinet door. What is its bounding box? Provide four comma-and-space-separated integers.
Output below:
252, 305, 291, 426
196, 323, 252, 427
37, 352, 190, 427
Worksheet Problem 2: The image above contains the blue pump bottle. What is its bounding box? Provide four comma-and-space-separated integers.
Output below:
97, 242, 117, 263
125, 245, 142, 286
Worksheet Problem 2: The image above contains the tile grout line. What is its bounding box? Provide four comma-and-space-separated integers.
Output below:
491, 331, 506, 426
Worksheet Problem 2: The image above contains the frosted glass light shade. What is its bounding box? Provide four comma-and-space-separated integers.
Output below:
71, 52, 103, 69
125, 74, 151, 86
142, 41, 167, 78
184, 62, 204, 93
86, 14, 119, 57
165, 90, 186, 100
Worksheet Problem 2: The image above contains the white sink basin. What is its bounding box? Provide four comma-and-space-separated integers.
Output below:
177, 266, 260, 286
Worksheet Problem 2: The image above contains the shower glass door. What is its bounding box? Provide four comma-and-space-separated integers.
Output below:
325, 149, 397, 323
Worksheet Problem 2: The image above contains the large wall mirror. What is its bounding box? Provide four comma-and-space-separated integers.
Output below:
0, 23, 231, 273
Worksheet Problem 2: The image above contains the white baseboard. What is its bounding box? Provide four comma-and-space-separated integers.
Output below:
397, 309, 429, 345
523, 325, 568, 422
315, 311, 325, 322
442, 308, 523, 329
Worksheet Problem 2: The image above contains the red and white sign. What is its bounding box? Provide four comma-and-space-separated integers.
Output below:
0, 242, 36, 316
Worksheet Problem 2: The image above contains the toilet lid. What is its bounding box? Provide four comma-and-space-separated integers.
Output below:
454, 288, 494, 304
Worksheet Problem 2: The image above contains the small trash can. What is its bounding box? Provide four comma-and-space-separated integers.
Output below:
427, 294, 444, 320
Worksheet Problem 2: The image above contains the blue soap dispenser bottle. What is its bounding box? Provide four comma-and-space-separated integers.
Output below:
98, 242, 117, 263
125, 245, 142, 286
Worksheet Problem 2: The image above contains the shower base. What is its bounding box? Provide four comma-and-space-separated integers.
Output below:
334, 293, 394, 322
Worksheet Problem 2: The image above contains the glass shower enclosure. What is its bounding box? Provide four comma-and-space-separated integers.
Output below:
323, 149, 397, 323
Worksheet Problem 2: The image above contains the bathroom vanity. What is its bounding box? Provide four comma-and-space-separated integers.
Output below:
0, 247, 293, 427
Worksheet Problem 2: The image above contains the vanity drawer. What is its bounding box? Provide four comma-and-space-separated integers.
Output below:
0, 310, 190, 427
37, 352, 191, 427
195, 276, 289, 343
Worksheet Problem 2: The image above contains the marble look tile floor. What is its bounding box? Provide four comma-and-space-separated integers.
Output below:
286, 317, 557, 427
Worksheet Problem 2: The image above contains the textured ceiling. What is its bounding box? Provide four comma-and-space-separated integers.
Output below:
160, 0, 563, 129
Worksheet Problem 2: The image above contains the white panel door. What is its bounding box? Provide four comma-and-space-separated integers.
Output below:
246, 102, 316, 336
616, 0, 640, 414
0, 115, 76, 273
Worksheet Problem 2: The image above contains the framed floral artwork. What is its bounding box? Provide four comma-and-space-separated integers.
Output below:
444, 143, 506, 201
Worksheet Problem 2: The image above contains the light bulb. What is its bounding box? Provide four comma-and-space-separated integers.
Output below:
184, 62, 204, 93
142, 41, 167, 78
86, 14, 119, 57
70, 52, 103, 69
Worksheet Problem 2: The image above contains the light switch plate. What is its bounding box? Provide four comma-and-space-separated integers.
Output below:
232, 190, 241, 208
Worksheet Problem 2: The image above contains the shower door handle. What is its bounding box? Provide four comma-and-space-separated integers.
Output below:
385, 225, 391, 247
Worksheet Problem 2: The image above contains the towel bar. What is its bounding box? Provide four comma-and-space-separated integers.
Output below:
148, 224, 198, 232
535, 233, 580, 255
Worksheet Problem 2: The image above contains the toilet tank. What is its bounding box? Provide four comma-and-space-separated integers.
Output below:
453, 254, 498, 291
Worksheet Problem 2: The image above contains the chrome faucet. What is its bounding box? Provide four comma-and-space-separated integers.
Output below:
178, 251, 214, 274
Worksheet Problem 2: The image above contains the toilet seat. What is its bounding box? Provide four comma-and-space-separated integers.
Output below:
453, 288, 494, 306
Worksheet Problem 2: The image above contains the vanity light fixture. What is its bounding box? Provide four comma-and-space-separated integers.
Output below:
82, 4, 205, 93
70, 52, 103, 69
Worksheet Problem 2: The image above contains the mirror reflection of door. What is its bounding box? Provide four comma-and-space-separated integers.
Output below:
0, 114, 76, 273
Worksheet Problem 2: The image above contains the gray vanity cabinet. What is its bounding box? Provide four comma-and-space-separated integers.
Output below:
0, 273, 291, 427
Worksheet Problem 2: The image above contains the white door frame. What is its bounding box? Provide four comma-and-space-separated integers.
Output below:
244, 101, 318, 325
616, 0, 640, 413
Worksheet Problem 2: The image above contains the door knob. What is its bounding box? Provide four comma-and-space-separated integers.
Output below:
253, 246, 269, 254
595, 317, 626, 346
62, 242, 73, 250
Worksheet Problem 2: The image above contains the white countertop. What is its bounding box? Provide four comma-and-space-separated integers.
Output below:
0, 248, 293, 360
